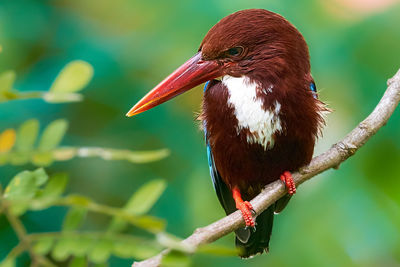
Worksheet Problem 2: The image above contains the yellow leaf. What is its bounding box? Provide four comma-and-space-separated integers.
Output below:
0, 129, 16, 152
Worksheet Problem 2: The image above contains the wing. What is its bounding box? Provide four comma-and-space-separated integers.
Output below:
205, 134, 236, 214
203, 81, 236, 214
205, 130, 254, 246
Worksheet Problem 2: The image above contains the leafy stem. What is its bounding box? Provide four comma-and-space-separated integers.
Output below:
1, 201, 56, 267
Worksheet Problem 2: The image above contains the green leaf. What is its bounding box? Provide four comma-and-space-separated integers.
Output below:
112, 240, 160, 259
108, 179, 166, 232
33, 236, 54, 255
60, 236, 94, 258
38, 119, 68, 151
112, 240, 137, 259
126, 179, 166, 215
32, 168, 48, 187
134, 216, 166, 232
69, 256, 87, 267
63, 207, 87, 231
50, 60, 94, 93
38, 173, 68, 200
4, 170, 39, 200
68, 236, 93, 257
16, 119, 39, 152
161, 250, 190, 267
123, 179, 166, 216
3, 168, 49, 215
52, 238, 72, 261
88, 239, 112, 263
0, 70, 16, 93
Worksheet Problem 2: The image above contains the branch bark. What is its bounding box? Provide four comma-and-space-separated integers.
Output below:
133, 69, 400, 267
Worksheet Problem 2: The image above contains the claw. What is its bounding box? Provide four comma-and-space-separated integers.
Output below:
250, 208, 256, 216
232, 187, 256, 227
280, 171, 296, 195
244, 201, 256, 215
244, 224, 257, 232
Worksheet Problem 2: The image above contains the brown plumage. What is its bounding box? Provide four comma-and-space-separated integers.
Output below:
200, 9, 326, 196
199, 9, 327, 257
127, 8, 328, 258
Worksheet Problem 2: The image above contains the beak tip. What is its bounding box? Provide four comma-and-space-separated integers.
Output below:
126, 109, 136, 117
125, 52, 221, 118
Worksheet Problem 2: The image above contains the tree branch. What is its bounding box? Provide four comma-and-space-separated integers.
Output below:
133, 69, 400, 267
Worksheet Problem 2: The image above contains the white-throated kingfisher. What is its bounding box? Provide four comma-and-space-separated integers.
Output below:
126, 9, 327, 258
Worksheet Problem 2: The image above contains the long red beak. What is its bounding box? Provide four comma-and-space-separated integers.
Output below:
126, 52, 224, 117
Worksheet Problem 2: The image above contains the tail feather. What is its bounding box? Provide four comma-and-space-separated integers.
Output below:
235, 205, 275, 258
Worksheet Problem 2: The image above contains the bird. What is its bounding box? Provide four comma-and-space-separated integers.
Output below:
126, 9, 327, 258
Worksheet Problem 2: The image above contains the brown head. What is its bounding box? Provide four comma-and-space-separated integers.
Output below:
126, 9, 313, 116
200, 9, 310, 82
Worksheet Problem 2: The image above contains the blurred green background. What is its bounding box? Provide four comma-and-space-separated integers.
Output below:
1, 0, 400, 266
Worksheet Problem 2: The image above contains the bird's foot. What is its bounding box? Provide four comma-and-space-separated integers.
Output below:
237, 201, 256, 228
232, 187, 256, 228
280, 171, 296, 195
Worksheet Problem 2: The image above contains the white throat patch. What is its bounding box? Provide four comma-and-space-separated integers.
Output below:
222, 75, 282, 150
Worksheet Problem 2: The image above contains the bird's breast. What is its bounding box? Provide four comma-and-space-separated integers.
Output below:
222, 75, 283, 150
201, 78, 318, 190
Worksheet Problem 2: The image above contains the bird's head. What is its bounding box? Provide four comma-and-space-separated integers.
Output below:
127, 9, 310, 117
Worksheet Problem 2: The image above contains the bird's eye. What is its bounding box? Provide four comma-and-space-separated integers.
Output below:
227, 47, 243, 57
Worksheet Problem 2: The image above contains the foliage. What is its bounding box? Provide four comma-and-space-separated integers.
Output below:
0, 56, 227, 266
0, 61, 92, 103
0, 168, 234, 266
0, 119, 169, 167
0, 168, 167, 266
0, 58, 174, 265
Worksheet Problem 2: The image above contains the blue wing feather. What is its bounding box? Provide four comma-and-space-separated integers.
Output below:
205, 135, 236, 214
310, 82, 318, 99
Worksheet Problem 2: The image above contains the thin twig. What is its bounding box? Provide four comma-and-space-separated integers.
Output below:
3, 206, 56, 267
2, 147, 169, 165
0, 91, 83, 103
133, 68, 400, 267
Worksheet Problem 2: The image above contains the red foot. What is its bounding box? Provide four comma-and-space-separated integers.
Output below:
280, 171, 296, 195
232, 187, 256, 228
